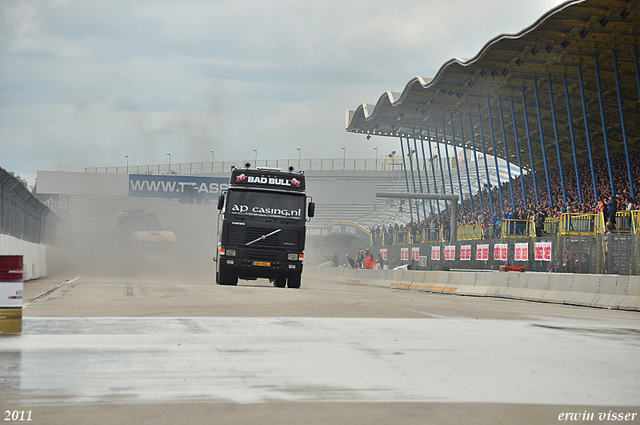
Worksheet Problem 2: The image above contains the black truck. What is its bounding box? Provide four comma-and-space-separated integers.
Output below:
215, 165, 314, 288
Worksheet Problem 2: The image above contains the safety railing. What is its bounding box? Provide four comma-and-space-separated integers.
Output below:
376, 212, 640, 246
85, 157, 410, 175
458, 224, 484, 241
544, 217, 559, 235
318, 212, 640, 249
500, 219, 530, 239
559, 214, 597, 236
613, 211, 635, 233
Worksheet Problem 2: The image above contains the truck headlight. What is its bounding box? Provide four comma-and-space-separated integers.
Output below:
288, 253, 298, 261
227, 249, 236, 257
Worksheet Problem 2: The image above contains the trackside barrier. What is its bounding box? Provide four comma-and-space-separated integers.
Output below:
592, 275, 627, 309
0, 255, 23, 334
415, 271, 460, 294
565, 274, 601, 307
482, 271, 508, 298
305, 267, 640, 311
539, 274, 573, 304
456, 272, 482, 296
521, 273, 550, 302
501, 272, 527, 300
620, 276, 640, 310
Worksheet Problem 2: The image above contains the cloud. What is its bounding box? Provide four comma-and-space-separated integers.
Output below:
1, 0, 568, 186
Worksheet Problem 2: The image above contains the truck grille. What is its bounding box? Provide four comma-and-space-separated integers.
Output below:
227, 226, 300, 250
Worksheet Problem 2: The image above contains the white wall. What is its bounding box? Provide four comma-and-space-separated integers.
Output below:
0, 235, 47, 281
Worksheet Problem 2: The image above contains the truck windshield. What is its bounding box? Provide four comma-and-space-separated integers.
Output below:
226, 190, 305, 220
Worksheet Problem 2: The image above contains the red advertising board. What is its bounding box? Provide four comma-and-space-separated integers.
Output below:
1, 255, 23, 308
444, 246, 456, 261
494, 244, 508, 261
431, 246, 440, 261
411, 247, 420, 261
460, 245, 471, 261
476, 244, 489, 261
401, 248, 409, 261
514, 243, 529, 262
534, 242, 552, 261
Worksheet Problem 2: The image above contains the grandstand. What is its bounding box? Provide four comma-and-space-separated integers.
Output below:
346, 0, 640, 214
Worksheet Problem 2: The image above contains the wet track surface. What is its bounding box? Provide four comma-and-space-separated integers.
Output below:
2, 274, 640, 424
3, 315, 640, 406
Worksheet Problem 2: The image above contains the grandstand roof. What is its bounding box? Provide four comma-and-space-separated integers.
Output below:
346, 0, 640, 172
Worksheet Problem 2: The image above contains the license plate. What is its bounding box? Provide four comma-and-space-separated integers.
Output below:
253, 261, 270, 267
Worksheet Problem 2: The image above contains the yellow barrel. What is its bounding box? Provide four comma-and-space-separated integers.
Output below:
0, 308, 22, 334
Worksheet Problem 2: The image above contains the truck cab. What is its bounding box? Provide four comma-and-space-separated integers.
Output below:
215, 166, 314, 288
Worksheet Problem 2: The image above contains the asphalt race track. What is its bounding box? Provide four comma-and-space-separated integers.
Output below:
1, 272, 639, 425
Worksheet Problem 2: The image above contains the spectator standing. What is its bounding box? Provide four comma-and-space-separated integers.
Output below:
607, 196, 617, 228
363, 251, 376, 269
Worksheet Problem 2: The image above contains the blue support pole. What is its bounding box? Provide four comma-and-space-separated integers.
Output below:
399, 137, 415, 222
547, 75, 568, 207
426, 128, 439, 195
486, 96, 505, 212
406, 137, 421, 222
477, 104, 494, 215
577, 64, 599, 203
449, 113, 466, 214
441, 116, 456, 199
418, 126, 435, 217
497, 95, 516, 210
633, 45, 640, 201
521, 87, 540, 204
434, 126, 448, 195
435, 127, 448, 217
459, 112, 474, 213
533, 76, 554, 208
563, 74, 583, 206
468, 113, 484, 211
594, 54, 616, 198
613, 49, 636, 203
412, 130, 428, 220
426, 127, 443, 218
509, 96, 527, 208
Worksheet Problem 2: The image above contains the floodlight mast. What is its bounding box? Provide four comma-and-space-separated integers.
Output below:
376, 192, 458, 242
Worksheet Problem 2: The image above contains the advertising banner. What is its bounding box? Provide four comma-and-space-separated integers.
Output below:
494, 243, 508, 261
129, 175, 228, 199
535, 242, 552, 261
476, 244, 489, 261
431, 246, 440, 261
444, 246, 456, 261
0, 256, 23, 308
401, 248, 409, 261
460, 245, 471, 261
379, 248, 387, 261
515, 243, 529, 262
411, 247, 420, 261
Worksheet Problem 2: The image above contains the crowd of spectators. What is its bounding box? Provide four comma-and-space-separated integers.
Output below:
369, 152, 640, 245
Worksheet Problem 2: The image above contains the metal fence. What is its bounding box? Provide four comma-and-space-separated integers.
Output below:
85, 157, 406, 175
370, 211, 640, 246
364, 233, 640, 276
0, 168, 60, 245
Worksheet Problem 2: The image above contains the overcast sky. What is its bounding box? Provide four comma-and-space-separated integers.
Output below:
2, 0, 568, 186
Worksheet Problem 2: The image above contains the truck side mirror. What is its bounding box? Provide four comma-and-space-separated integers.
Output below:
217, 194, 225, 210
308, 202, 315, 218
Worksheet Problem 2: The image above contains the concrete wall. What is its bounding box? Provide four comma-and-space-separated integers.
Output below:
306, 266, 640, 312
0, 235, 46, 281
